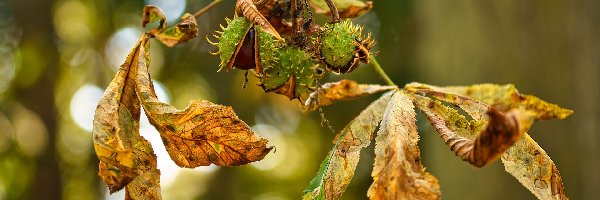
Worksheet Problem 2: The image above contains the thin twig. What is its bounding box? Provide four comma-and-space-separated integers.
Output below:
291, 0, 300, 33
193, 0, 223, 18
324, 0, 340, 23
371, 57, 395, 86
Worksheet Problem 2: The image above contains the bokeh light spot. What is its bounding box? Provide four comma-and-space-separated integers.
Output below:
12, 106, 48, 157
250, 124, 285, 171
0, 52, 16, 95
70, 84, 104, 132
104, 188, 125, 200
105, 27, 141, 69
0, 112, 15, 153
53, 0, 93, 44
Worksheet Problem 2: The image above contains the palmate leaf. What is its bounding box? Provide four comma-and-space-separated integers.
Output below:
405, 83, 571, 199
303, 79, 397, 112
303, 91, 393, 200
368, 91, 440, 200
92, 34, 161, 199
135, 33, 272, 167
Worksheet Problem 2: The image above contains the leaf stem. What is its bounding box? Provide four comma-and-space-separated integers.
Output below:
370, 57, 395, 86
193, 0, 223, 18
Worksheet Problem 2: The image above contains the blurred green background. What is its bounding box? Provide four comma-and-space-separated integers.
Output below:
0, 0, 598, 199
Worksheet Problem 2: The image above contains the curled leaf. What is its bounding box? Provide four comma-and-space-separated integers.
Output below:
303, 79, 397, 112
368, 91, 440, 200
142, 5, 167, 32
303, 92, 392, 200
135, 39, 272, 167
409, 93, 524, 167
309, 0, 373, 19
153, 13, 199, 47
236, 0, 283, 41
92, 34, 161, 199
406, 82, 570, 199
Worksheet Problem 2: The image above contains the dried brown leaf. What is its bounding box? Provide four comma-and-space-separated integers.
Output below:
153, 13, 199, 47
303, 92, 393, 200
368, 91, 440, 200
142, 5, 166, 32
135, 40, 272, 167
92, 34, 161, 199
309, 0, 373, 19
303, 79, 397, 112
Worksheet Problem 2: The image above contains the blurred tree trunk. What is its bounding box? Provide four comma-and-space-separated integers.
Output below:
11, 0, 62, 199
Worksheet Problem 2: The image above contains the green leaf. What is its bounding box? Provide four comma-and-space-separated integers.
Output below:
303, 91, 393, 200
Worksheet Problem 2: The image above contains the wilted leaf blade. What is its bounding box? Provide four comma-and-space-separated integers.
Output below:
406, 82, 570, 199
303, 92, 393, 200
409, 93, 523, 167
502, 134, 568, 200
405, 83, 573, 120
135, 41, 272, 167
304, 79, 396, 112
92, 34, 161, 199
368, 91, 440, 200
153, 13, 199, 47
309, 0, 373, 18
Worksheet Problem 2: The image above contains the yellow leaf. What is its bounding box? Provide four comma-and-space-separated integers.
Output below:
135, 39, 272, 167
92, 33, 161, 199
368, 91, 440, 200
303, 79, 397, 112
502, 134, 568, 200
409, 93, 526, 167
406, 82, 570, 199
405, 83, 573, 120
303, 92, 392, 200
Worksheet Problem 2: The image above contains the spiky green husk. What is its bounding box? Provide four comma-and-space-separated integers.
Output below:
213, 17, 252, 70
261, 47, 320, 100
321, 20, 359, 68
257, 26, 281, 74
